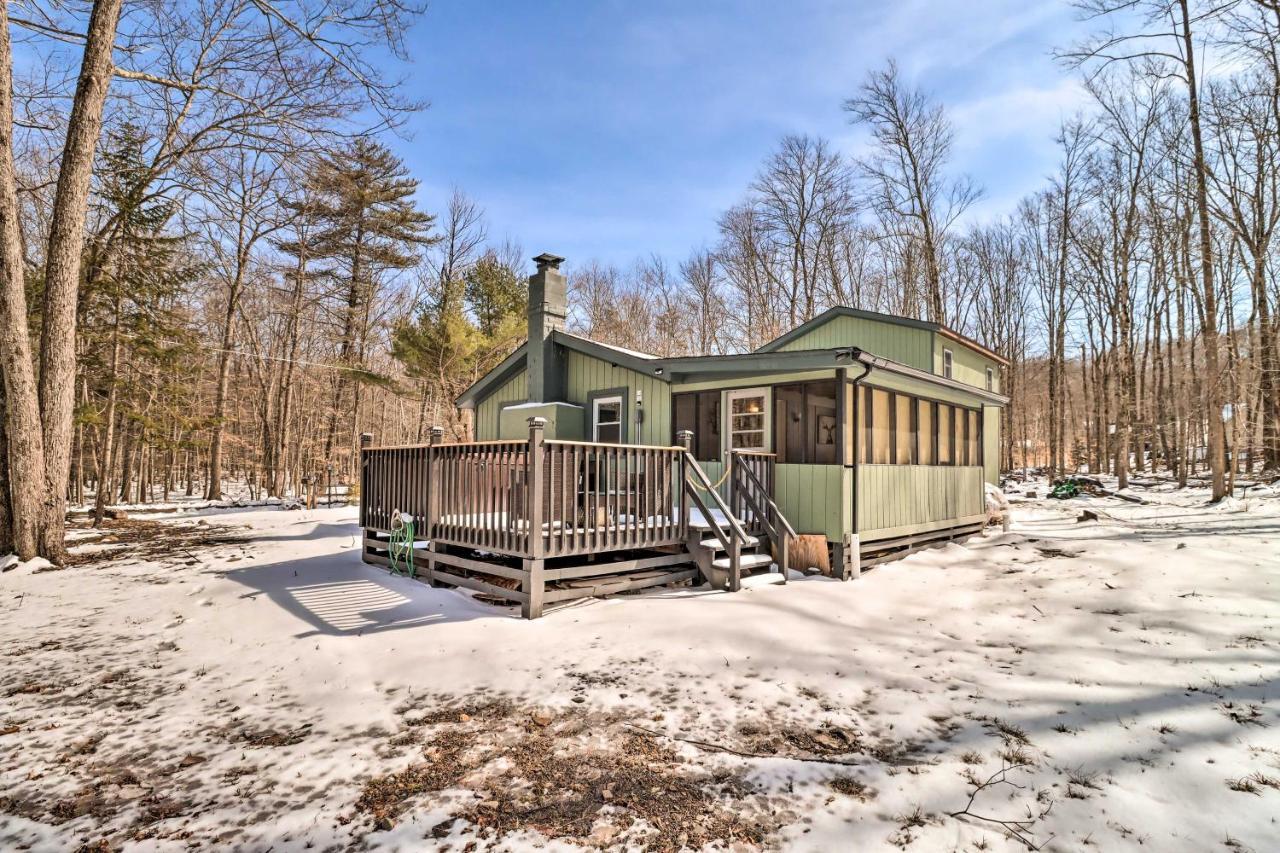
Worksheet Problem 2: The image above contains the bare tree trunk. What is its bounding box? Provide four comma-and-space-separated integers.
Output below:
92, 317, 123, 527
0, 385, 12, 553
36, 0, 126, 560
0, 3, 45, 559
207, 250, 249, 500
1177, 0, 1227, 500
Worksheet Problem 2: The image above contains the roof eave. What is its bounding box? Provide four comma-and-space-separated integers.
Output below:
661, 347, 860, 379
549, 330, 667, 378
754, 306, 937, 353
855, 351, 1011, 405
455, 342, 528, 409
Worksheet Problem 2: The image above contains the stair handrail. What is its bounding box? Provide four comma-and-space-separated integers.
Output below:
681, 451, 752, 590
731, 453, 797, 540
683, 453, 751, 541
729, 452, 796, 583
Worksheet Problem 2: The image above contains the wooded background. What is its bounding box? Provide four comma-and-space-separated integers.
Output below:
0, 0, 1276, 562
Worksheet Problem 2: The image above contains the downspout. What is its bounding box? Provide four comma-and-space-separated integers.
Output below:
843, 348, 873, 552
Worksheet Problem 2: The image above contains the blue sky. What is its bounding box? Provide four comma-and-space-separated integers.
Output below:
393, 0, 1093, 270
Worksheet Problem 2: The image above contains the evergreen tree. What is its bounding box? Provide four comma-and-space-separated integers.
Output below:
295, 137, 435, 474
79, 125, 201, 523
466, 251, 527, 339
392, 251, 527, 437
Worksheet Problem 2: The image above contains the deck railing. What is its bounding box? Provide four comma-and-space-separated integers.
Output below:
727, 450, 794, 583
539, 439, 685, 558
727, 450, 773, 530
433, 439, 532, 556
360, 418, 688, 561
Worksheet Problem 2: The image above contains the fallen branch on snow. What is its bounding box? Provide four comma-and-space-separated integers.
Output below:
949, 761, 1054, 850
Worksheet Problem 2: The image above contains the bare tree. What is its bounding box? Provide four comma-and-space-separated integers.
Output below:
680, 248, 725, 355
200, 149, 287, 500
1061, 0, 1235, 498
844, 60, 981, 325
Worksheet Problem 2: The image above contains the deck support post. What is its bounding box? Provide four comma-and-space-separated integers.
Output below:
522, 558, 545, 618
524, 417, 547, 618
424, 426, 443, 584
425, 541, 442, 586
842, 533, 861, 580
676, 430, 693, 534
359, 433, 374, 561
778, 532, 789, 584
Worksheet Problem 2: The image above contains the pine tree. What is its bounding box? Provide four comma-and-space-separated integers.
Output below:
294, 137, 435, 476
392, 251, 527, 437
466, 252, 527, 339
79, 125, 200, 523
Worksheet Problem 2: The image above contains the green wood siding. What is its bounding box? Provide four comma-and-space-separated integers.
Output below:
936, 337, 1000, 392
983, 405, 1000, 484
671, 369, 835, 394
776, 464, 850, 542
475, 370, 527, 439
775, 314, 933, 369
564, 351, 674, 446
858, 465, 985, 540
696, 460, 849, 543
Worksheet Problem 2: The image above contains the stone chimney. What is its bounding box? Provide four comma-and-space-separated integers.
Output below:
527, 252, 566, 403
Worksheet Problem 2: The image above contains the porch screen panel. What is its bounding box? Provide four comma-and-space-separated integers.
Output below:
870, 388, 891, 464
917, 400, 935, 464
807, 380, 838, 465
938, 404, 953, 465
674, 393, 696, 448
968, 409, 980, 465
672, 391, 721, 462
774, 384, 805, 464
894, 393, 914, 464
696, 391, 720, 461
843, 380, 856, 465
859, 386, 872, 464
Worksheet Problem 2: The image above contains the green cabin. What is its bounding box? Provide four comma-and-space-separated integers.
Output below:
455, 253, 1009, 576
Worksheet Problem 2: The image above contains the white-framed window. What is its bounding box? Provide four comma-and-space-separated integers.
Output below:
986, 366, 994, 391
593, 395, 623, 442
942, 348, 954, 380
725, 387, 769, 451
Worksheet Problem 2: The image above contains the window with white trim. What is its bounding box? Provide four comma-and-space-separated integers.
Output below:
986, 366, 994, 391
725, 387, 768, 451
943, 348, 954, 380
593, 396, 622, 442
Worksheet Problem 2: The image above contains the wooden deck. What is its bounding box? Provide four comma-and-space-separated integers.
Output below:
360, 419, 791, 617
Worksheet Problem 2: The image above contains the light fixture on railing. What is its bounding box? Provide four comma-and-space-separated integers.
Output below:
635, 387, 644, 424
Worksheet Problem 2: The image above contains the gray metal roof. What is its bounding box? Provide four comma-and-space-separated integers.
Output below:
754, 305, 1010, 366
456, 330, 1009, 409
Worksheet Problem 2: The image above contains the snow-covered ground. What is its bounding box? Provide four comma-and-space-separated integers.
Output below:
2, 482, 1278, 851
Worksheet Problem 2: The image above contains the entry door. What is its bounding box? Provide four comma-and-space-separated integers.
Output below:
724, 387, 769, 453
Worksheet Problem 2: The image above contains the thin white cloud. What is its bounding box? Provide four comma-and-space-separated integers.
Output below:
950, 77, 1091, 153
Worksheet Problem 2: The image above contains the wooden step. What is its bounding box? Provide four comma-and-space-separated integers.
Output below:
684, 509, 742, 531
698, 536, 759, 550
712, 552, 774, 571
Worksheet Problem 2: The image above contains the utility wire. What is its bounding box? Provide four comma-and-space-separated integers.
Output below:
116, 330, 403, 378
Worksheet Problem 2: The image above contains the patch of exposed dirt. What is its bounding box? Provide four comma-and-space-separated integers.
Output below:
64, 518, 245, 568
351, 701, 779, 850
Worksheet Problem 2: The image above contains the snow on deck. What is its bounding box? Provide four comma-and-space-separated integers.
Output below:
1, 482, 1278, 850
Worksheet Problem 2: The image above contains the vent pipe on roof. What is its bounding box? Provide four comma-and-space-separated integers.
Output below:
527, 253, 567, 403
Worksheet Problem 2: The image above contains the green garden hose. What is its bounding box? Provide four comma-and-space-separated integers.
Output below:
388, 510, 416, 578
